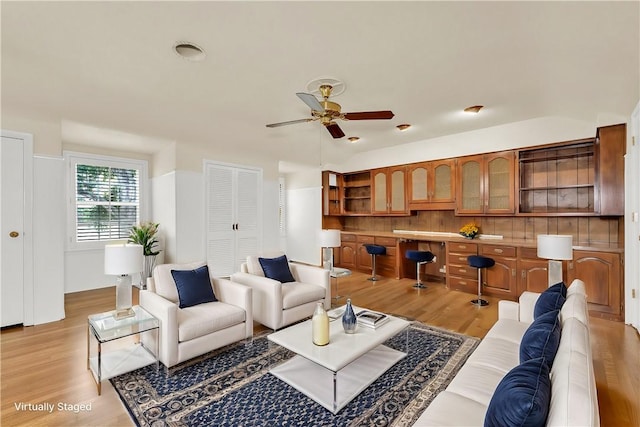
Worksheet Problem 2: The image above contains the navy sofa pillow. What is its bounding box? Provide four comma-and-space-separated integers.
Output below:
259, 255, 295, 283
520, 310, 561, 369
534, 289, 566, 318
171, 265, 217, 309
546, 281, 568, 297
484, 357, 551, 427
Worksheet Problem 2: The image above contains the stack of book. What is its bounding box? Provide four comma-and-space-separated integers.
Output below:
356, 310, 389, 329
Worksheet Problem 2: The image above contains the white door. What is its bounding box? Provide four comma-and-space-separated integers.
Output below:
1, 136, 25, 326
205, 162, 261, 277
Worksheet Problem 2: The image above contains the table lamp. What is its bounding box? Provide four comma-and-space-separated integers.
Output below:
105, 243, 143, 319
537, 234, 573, 287
318, 229, 341, 273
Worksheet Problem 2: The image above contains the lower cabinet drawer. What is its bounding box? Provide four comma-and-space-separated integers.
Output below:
448, 265, 477, 279
448, 276, 476, 294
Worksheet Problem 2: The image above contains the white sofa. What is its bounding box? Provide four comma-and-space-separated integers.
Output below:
414, 279, 599, 426
230, 255, 330, 330
139, 261, 253, 368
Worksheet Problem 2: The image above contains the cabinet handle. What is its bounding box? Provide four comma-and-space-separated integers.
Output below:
494, 248, 503, 254
459, 245, 467, 249
522, 271, 526, 279
568, 262, 573, 270
512, 268, 516, 277
459, 268, 467, 273
459, 281, 467, 285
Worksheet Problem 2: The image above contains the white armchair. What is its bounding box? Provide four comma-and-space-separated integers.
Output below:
230, 255, 330, 330
139, 261, 252, 368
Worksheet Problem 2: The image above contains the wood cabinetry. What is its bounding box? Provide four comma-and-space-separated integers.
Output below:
567, 250, 623, 321
517, 247, 549, 295
338, 233, 357, 269
456, 152, 515, 215
371, 166, 408, 215
322, 171, 342, 216
596, 124, 626, 216
342, 171, 371, 215
481, 244, 518, 299
518, 140, 596, 214
335, 233, 400, 279
407, 159, 456, 210
446, 241, 478, 293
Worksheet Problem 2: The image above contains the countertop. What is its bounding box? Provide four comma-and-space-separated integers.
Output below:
339, 229, 624, 253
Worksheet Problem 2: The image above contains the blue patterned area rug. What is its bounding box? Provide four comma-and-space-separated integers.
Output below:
111, 322, 479, 426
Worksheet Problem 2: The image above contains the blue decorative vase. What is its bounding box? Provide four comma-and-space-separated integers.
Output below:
342, 299, 357, 334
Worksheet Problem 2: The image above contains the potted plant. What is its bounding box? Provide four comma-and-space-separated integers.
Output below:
459, 222, 479, 239
128, 222, 161, 288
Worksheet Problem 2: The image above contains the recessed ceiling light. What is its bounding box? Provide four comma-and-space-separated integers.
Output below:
173, 42, 206, 62
348, 137, 360, 143
396, 124, 411, 131
464, 105, 483, 114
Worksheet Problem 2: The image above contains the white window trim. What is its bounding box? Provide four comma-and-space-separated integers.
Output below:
65, 151, 149, 251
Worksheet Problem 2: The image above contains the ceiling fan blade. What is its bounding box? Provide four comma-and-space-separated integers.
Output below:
343, 111, 395, 120
266, 118, 314, 128
296, 92, 324, 112
325, 122, 345, 139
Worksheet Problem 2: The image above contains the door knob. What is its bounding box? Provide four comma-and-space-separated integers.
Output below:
9, 231, 19, 238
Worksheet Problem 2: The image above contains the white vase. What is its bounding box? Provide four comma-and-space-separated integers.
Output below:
140, 255, 157, 289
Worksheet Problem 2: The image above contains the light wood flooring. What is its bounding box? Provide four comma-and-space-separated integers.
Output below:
1, 272, 638, 426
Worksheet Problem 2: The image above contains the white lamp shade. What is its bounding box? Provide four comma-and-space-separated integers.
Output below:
104, 243, 144, 275
318, 229, 341, 248
537, 235, 573, 260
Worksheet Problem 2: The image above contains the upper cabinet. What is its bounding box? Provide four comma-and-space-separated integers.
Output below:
596, 124, 626, 216
408, 159, 456, 210
517, 123, 625, 216
342, 171, 372, 215
518, 140, 596, 215
371, 166, 409, 215
322, 171, 342, 216
456, 151, 516, 215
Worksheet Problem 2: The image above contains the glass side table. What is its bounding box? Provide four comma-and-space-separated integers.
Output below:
87, 305, 159, 395
330, 267, 351, 300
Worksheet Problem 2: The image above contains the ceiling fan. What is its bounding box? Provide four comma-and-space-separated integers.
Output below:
266, 84, 394, 139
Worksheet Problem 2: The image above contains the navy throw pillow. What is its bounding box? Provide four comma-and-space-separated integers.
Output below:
534, 289, 566, 318
520, 310, 561, 369
484, 357, 551, 427
546, 281, 568, 298
259, 255, 295, 283
171, 265, 217, 309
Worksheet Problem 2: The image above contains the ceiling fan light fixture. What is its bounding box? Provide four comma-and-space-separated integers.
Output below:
348, 137, 360, 143
173, 42, 206, 61
396, 124, 411, 131
464, 105, 483, 114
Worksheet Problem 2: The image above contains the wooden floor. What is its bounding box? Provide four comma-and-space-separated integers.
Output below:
1, 272, 638, 426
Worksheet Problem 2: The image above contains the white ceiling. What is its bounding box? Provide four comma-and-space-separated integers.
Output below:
2, 1, 638, 170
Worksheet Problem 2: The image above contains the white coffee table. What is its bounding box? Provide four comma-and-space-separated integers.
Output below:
268, 307, 409, 413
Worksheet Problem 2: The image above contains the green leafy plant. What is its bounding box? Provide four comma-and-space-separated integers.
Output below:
128, 222, 161, 256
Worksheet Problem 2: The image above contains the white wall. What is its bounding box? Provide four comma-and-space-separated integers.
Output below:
286, 187, 322, 265
329, 117, 601, 172
32, 156, 65, 322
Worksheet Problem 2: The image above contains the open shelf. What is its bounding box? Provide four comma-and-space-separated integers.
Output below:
518, 140, 596, 214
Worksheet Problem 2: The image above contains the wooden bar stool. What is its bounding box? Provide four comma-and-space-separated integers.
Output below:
364, 244, 386, 281
467, 255, 494, 306
405, 250, 435, 289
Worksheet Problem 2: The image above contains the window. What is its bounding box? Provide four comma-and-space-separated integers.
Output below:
66, 152, 147, 249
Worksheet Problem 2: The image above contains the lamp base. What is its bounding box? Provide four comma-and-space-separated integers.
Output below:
113, 307, 135, 320
114, 274, 134, 320
547, 260, 564, 287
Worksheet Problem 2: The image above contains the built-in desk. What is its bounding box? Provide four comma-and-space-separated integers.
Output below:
336, 230, 624, 321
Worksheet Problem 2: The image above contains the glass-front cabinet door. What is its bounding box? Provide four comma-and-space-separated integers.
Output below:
431, 160, 455, 204
372, 169, 388, 213
486, 152, 515, 214
389, 167, 406, 213
457, 156, 483, 214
